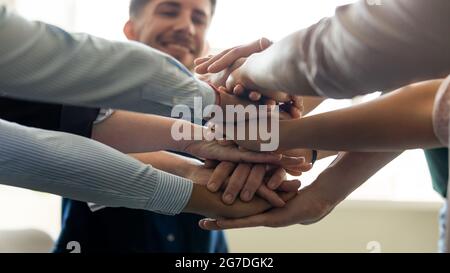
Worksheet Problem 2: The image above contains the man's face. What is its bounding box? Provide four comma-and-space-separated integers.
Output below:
125, 0, 212, 70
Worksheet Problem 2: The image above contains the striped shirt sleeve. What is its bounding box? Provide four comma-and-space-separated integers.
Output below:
0, 119, 193, 216
0, 6, 215, 118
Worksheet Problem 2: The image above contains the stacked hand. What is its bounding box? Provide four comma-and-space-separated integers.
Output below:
184, 38, 324, 225
196, 38, 298, 107
195, 38, 304, 153
202, 153, 312, 206
182, 138, 311, 203
198, 183, 335, 229
182, 153, 311, 220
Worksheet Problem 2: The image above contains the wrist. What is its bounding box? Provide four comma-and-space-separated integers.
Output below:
174, 122, 206, 153
180, 160, 202, 180
312, 170, 345, 208
279, 118, 310, 151
183, 183, 202, 215
278, 121, 290, 151
183, 184, 222, 217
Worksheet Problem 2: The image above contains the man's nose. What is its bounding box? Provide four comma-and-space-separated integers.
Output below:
173, 13, 196, 35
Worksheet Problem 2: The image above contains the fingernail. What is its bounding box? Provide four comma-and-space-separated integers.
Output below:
207, 183, 219, 192
241, 190, 251, 201
223, 193, 234, 204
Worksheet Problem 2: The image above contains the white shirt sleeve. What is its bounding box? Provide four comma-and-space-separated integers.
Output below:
251, 0, 450, 98
0, 6, 215, 118
0, 119, 193, 216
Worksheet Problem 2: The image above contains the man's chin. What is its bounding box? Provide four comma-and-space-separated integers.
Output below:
177, 55, 195, 70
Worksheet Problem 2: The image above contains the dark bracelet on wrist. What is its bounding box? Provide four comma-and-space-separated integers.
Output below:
311, 150, 318, 165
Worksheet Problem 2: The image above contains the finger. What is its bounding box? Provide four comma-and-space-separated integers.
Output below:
209, 132, 282, 162
277, 179, 301, 192
195, 48, 234, 74
217, 139, 235, 146
204, 159, 219, 169
279, 191, 297, 202
289, 104, 302, 119
233, 84, 246, 97
259, 37, 273, 50
223, 163, 252, 204
260, 91, 292, 103
199, 218, 222, 230
285, 163, 313, 175
249, 91, 262, 102
194, 56, 212, 66
285, 162, 312, 175
285, 169, 303, 176
207, 162, 236, 192
283, 149, 308, 157
195, 49, 233, 74
216, 213, 270, 229
240, 164, 266, 202
299, 163, 313, 172
256, 184, 285, 207
267, 168, 287, 190
278, 156, 306, 168
293, 96, 304, 115
236, 150, 282, 164
208, 38, 272, 73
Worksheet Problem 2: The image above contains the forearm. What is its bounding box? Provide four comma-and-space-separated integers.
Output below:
92, 111, 198, 153
0, 119, 193, 215
240, 0, 450, 98
0, 7, 215, 117
280, 80, 443, 151
313, 152, 401, 206
302, 97, 326, 116
130, 151, 201, 179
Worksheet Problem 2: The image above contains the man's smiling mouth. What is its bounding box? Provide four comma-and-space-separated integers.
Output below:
161, 42, 195, 54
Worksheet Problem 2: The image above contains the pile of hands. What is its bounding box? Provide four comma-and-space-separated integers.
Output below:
179, 38, 337, 230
